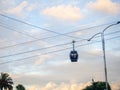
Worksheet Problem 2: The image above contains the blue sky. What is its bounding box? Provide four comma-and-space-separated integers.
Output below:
0, 0, 120, 90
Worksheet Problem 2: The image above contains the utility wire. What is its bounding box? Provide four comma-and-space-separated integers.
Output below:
0, 35, 120, 65
85, 30, 120, 40
0, 22, 114, 50
0, 13, 77, 39
0, 24, 37, 39
0, 22, 62, 45
61, 23, 113, 35
0, 42, 71, 58
0, 30, 119, 59
0, 34, 74, 50
0, 13, 116, 48
0, 23, 61, 50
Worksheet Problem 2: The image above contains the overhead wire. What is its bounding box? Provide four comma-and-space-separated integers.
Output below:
0, 13, 117, 50
0, 13, 77, 39
0, 13, 119, 64
0, 42, 71, 58
0, 13, 119, 49
0, 35, 120, 65
0, 30, 120, 58
0, 22, 114, 50
0, 13, 114, 35
0, 22, 59, 45
60, 23, 113, 35
0, 24, 37, 39
0, 21, 76, 50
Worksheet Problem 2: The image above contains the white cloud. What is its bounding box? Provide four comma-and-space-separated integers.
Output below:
26, 4, 36, 12
87, 49, 102, 56
10, 73, 24, 79
0, 0, 16, 12
111, 83, 120, 90
87, 0, 120, 15
42, 5, 84, 21
28, 82, 91, 90
5, 1, 36, 18
75, 32, 82, 36
35, 55, 52, 65
7, 1, 28, 15
27, 81, 120, 90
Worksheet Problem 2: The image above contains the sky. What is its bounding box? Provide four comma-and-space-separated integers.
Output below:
0, 0, 120, 90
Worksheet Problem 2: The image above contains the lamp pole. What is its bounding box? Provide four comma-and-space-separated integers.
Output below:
88, 21, 120, 90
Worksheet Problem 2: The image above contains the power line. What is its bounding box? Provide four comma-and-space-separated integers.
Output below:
0, 30, 119, 59
0, 34, 73, 50
0, 22, 61, 45
0, 35, 120, 65
0, 13, 116, 49
0, 24, 37, 39
61, 23, 113, 35
86, 30, 120, 40
0, 13, 76, 39
0, 22, 76, 50
0, 30, 119, 58
0, 42, 71, 58
0, 22, 114, 50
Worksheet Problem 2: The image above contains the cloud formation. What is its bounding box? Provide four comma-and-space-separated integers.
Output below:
6, 1, 36, 18
42, 5, 84, 21
28, 82, 91, 90
87, 0, 120, 15
35, 55, 52, 65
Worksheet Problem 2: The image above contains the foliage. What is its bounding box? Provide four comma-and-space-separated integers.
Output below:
83, 81, 111, 90
16, 84, 25, 90
0, 72, 13, 90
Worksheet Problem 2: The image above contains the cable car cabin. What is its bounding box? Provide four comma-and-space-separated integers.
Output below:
70, 50, 78, 62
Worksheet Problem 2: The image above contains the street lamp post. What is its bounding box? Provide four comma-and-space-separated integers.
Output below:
88, 21, 120, 90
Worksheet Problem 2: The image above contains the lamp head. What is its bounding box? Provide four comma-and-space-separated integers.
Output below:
87, 39, 91, 41
117, 21, 120, 24
72, 40, 75, 43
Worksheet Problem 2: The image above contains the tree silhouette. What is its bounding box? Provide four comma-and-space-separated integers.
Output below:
16, 84, 25, 90
0, 72, 13, 90
83, 81, 111, 90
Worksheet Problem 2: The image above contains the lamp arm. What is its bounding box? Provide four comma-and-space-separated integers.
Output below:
103, 23, 116, 32
88, 32, 101, 41
103, 21, 120, 32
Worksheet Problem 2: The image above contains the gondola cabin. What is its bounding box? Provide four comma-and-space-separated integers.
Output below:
69, 40, 79, 62
70, 50, 78, 62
